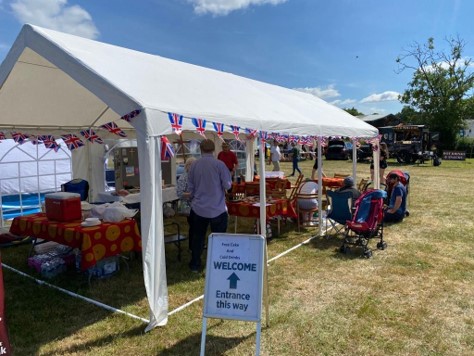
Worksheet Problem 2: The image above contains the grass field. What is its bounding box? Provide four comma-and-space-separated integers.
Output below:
2, 157, 474, 355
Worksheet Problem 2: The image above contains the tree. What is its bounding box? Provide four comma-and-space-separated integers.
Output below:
396, 36, 474, 148
343, 107, 364, 116
397, 105, 423, 124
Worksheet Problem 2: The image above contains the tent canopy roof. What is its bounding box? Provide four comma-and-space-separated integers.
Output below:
0, 24, 378, 139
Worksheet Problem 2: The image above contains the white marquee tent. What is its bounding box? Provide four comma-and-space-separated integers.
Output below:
0, 24, 378, 331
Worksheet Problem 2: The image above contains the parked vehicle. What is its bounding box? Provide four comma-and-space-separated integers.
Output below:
325, 140, 351, 160
354, 144, 373, 163
379, 124, 440, 164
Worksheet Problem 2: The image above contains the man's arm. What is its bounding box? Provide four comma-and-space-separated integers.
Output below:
387, 195, 402, 214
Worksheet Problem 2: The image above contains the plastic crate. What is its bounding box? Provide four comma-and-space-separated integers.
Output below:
28, 246, 75, 276
87, 256, 120, 279
40, 257, 67, 279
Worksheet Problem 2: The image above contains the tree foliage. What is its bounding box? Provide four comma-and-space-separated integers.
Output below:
396, 36, 474, 148
397, 105, 423, 124
343, 107, 364, 116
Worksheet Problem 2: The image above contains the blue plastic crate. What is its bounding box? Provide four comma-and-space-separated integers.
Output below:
40, 257, 67, 279
87, 256, 120, 279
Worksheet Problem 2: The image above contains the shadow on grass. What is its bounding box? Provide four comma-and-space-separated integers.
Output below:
160, 331, 253, 355
46, 324, 146, 355
1, 243, 202, 354
3, 264, 141, 355
308, 235, 383, 260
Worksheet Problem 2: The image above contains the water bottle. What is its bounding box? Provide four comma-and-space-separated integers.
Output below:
74, 248, 81, 271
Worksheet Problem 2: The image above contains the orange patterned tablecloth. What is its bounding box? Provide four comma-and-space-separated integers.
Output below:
232, 178, 291, 195
314, 177, 345, 188
10, 213, 141, 270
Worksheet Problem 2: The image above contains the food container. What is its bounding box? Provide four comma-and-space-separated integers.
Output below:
45, 192, 81, 221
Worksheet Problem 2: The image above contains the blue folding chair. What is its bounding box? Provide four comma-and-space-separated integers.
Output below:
325, 190, 353, 237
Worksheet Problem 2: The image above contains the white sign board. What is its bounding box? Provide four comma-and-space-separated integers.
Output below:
203, 233, 265, 322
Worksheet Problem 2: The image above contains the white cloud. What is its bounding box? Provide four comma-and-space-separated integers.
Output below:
330, 98, 357, 106
360, 91, 400, 103
294, 85, 340, 100
10, 0, 99, 39
188, 0, 288, 16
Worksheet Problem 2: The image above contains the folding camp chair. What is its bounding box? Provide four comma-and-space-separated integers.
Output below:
61, 179, 89, 201
287, 174, 304, 202
325, 190, 353, 237
0, 228, 32, 249
357, 178, 370, 192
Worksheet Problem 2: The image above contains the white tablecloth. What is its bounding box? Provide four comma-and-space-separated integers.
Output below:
97, 186, 178, 204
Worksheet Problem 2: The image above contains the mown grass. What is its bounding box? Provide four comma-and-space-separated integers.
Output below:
1, 157, 474, 355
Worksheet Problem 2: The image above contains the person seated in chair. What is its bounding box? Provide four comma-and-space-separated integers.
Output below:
336, 176, 361, 206
384, 173, 407, 223
297, 179, 319, 224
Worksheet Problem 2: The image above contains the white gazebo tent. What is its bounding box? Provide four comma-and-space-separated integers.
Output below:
0, 24, 379, 331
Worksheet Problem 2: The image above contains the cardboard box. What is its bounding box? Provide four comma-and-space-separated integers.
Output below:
45, 192, 81, 221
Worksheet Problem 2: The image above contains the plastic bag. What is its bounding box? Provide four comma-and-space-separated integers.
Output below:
176, 200, 191, 216
102, 205, 138, 222
163, 204, 175, 218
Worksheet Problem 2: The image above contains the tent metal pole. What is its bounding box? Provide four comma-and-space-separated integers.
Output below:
317, 139, 323, 236
352, 138, 357, 183
258, 139, 266, 237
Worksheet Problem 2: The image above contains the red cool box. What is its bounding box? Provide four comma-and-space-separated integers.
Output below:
45, 192, 82, 222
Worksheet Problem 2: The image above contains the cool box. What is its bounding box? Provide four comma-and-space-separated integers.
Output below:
45, 192, 81, 222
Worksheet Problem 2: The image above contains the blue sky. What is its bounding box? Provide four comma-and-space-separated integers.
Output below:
0, 0, 473, 116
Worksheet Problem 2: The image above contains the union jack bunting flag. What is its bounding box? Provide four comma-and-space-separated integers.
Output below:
80, 129, 104, 144
275, 134, 288, 143
366, 134, 382, 151
299, 136, 313, 146
192, 118, 207, 137
11, 132, 29, 144
100, 122, 127, 137
213, 122, 225, 140
29, 135, 39, 145
120, 109, 141, 122
259, 130, 268, 143
315, 136, 328, 147
161, 136, 175, 161
245, 128, 258, 139
269, 133, 279, 141
288, 135, 298, 143
0, 132, 6, 141
168, 112, 183, 135
39, 135, 60, 152
61, 134, 84, 150
231, 125, 240, 141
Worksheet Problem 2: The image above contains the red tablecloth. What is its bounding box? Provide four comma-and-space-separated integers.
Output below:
10, 213, 141, 270
227, 198, 296, 219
